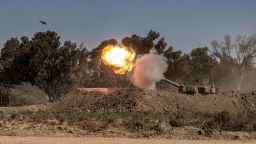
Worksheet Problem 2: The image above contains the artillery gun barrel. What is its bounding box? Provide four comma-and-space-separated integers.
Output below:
163, 78, 181, 88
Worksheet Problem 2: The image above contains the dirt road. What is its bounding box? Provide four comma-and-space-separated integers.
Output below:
0, 137, 255, 144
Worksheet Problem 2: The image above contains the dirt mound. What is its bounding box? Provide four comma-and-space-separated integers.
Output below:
239, 91, 256, 114
0, 88, 255, 139
51, 90, 104, 113
77, 88, 120, 94
52, 88, 256, 115
90, 88, 147, 111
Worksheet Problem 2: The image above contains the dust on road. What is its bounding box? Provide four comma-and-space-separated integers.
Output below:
0, 137, 255, 144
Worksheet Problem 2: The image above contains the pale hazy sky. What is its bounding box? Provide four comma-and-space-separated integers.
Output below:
0, 0, 256, 52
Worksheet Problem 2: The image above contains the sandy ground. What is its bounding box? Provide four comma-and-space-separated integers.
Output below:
0, 137, 255, 144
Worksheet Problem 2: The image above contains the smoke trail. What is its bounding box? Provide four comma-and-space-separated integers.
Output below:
132, 48, 168, 89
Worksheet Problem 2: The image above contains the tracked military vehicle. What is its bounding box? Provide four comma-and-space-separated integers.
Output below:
163, 78, 217, 95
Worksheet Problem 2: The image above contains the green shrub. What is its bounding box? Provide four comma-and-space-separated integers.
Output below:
0, 84, 10, 106
231, 120, 246, 131
9, 82, 48, 106
202, 120, 216, 130
214, 111, 231, 129
168, 112, 185, 127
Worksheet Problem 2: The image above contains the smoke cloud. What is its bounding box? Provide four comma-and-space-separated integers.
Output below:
131, 48, 168, 90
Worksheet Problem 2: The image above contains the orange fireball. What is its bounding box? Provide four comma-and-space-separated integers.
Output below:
101, 45, 136, 74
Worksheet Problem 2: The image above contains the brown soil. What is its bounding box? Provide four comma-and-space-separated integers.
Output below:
0, 88, 255, 140
0, 136, 256, 144
51, 88, 256, 115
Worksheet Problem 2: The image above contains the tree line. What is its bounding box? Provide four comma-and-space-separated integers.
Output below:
0, 30, 255, 102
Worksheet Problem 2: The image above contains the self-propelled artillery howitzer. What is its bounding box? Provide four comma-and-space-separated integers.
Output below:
163, 78, 217, 95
